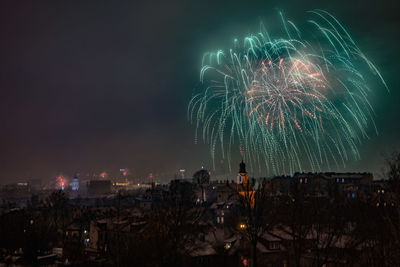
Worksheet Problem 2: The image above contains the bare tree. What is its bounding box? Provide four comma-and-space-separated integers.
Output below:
44, 190, 71, 246
380, 152, 400, 265
107, 182, 212, 267
228, 180, 276, 267
308, 195, 355, 267
193, 169, 210, 203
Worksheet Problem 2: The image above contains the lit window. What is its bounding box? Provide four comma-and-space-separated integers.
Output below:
269, 242, 280, 250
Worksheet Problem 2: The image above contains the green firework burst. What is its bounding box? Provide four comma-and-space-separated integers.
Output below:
188, 10, 387, 174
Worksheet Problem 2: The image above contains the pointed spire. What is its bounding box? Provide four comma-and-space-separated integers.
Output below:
239, 160, 246, 173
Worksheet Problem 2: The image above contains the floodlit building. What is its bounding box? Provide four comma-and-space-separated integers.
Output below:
72, 175, 79, 191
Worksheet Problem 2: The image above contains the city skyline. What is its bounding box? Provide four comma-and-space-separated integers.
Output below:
1, 0, 399, 183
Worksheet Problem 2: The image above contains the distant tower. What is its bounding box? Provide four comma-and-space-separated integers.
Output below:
72, 174, 79, 191
179, 169, 185, 179
237, 160, 249, 187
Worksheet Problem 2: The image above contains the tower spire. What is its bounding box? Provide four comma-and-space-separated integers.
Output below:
239, 160, 246, 173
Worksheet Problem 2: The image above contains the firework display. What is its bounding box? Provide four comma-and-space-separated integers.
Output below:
188, 10, 386, 174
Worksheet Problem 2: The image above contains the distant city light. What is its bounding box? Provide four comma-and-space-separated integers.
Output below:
224, 242, 231, 250
179, 169, 185, 179
72, 176, 79, 191
115, 182, 130, 186
120, 168, 128, 176
56, 175, 67, 190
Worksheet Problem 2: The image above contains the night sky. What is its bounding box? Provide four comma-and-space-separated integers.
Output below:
0, 0, 399, 183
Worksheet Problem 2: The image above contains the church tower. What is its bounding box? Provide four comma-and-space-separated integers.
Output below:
237, 160, 249, 187
72, 174, 79, 191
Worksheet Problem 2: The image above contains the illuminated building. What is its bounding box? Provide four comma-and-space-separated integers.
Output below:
72, 175, 79, 191
236, 161, 255, 207
179, 169, 185, 179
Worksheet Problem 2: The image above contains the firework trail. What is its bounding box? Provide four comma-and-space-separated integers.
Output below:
188, 10, 387, 174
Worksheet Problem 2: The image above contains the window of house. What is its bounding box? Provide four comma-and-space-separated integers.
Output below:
269, 241, 280, 250
224, 242, 232, 250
